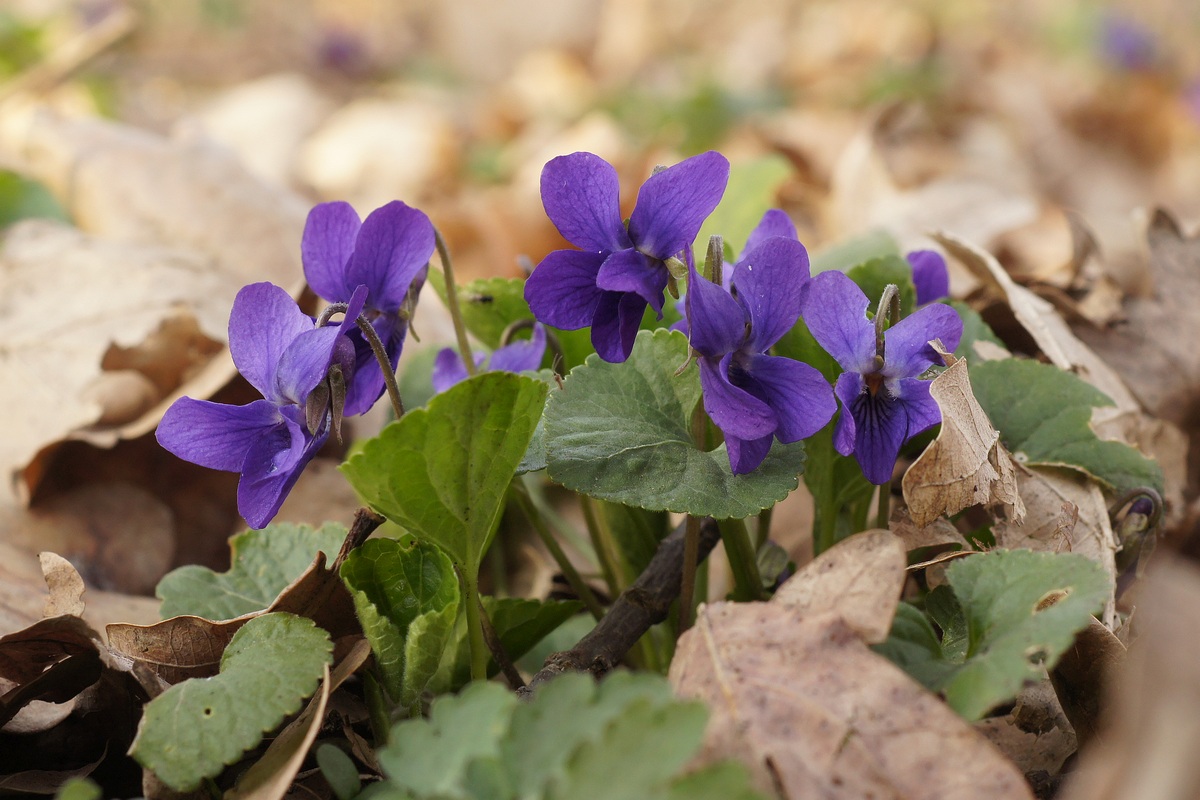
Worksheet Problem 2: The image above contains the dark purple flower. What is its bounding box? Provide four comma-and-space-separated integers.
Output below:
801, 270, 962, 484
302, 200, 435, 416
524, 151, 730, 363
687, 236, 837, 474
906, 249, 949, 305
431, 323, 548, 392
1099, 13, 1158, 72
156, 282, 364, 528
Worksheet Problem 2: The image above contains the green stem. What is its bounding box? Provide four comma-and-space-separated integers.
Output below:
679, 515, 700, 632
511, 484, 605, 620
756, 507, 773, 550
875, 480, 891, 531
461, 571, 489, 681
520, 475, 595, 562
717, 517, 766, 601
434, 227, 477, 378
581, 496, 622, 598
354, 314, 406, 419
363, 671, 391, 745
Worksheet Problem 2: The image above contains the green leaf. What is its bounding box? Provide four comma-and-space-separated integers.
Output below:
131, 613, 333, 791
156, 522, 347, 620
317, 744, 362, 800
693, 155, 792, 258
0, 171, 69, 227
599, 501, 670, 584
53, 779, 101, 800
971, 359, 1163, 493
874, 549, 1112, 720
811, 229, 900, 274
846, 255, 916, 319
342, 372, 548, 577
947, 300, 1004, 361
340, 538, 459, 706
374, 672, 765, 800
435, 597, 583, 691
545, 329, 806, 518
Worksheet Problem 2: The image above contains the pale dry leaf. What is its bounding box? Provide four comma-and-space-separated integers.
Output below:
225, 639, 370, 800
933, 231, 1142, 413
975, 682, 1076, 779
671, 605, 1033, 800
889, 507, 972, 553
1058, 557, 1200, 800
1049, 617, 1126, 749
902, 359, 1025, 528
992, 465, 1118, 627
38, 553, 84, 619
771, 529, 905, 644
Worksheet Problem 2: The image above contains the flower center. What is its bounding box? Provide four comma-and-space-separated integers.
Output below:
865, 371, 885, 396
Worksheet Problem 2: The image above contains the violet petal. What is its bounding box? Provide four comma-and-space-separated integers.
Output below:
833, 371, 863, 458
734, 237, 809, 352
229, 283, 315, 405
726, 432, 775, 475
237, 407, 326, 529
344, 201, 435, 312
628, 151, 730, 259
156, 397, 281, 472
698, 355, 776, 441
301, 201, 360, 302
590, 291, 646, 363
845, 384, 908, 485
907, 250, 950, 305
431, 347, 471, 392
800, 271, 876, 373
525, 249, 607, 330
742, 353, 836, 443
487, 323, 547, 374
540, 152, 631, 253
595, 247, 669, 315
896, 377, 942, 438
685, 260, 746, 358
741, 209, 797, 257
882, 302, 962, 379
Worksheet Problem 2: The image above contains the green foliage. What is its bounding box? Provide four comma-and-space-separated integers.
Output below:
847, 255, 917, 318
693, 155, 792, 258
317, 744, 363, 800
948, 300, 1004, 361
341, 538, 460, 710
545, 329, 806, 518
53, 779, 100, 800
971, 359, 1163, 493
156, 522, 347, 620
875, 549, 1112, 720
810, 230, 901, 274
374, 672, 765, 800
342, 372, 548, 578
131, 613, 333, 791
0, 171, 69, 227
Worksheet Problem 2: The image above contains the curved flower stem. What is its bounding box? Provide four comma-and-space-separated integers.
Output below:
580, 496, 622, 599
434, 228, 477, 378
500, 318, 566, 376
510, 483, 605, 621
476, 593, 524, 690
679, 396, 710, 632
316, 302, 406, 419
717, 517, 765, 601
875, 479, 891, 531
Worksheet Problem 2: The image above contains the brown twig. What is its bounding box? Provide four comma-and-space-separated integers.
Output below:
520, 517, 721, 695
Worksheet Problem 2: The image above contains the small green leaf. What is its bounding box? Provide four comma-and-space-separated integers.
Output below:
131, 613, 333, 791
947, 300, 1004, 361
53, 778, 101, 800
693, 155, 792, 258
545, 329, 806, 518
811, 230, 900, 274
156, 523, 347, 620
971, 359, 1163, 493
342, 372, 548, 577
340, 538, 459, 706
316, 744, 362, 800
875, 549, 1112, 720
846, 255, 916, 319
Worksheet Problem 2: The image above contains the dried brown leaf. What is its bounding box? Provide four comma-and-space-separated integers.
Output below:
38, 553, 85, 619
890, 507, 972, 553
1049, 618, 1125, 749
902, 359, 1025, 527
671, 605, 1033, 800
772, 529, 905, 644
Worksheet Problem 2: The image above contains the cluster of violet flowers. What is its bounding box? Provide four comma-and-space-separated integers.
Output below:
524, 150, 962, 482
157, 148, 962, 530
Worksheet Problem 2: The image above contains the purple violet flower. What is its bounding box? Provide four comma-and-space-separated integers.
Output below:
906, 249, 950, 305
687, 236, 837, 474
431, 323, 548, 392
156, 282, 366, 528
800, 270, 963, 484
302, 200, 435, 416
524, 151, 730, 363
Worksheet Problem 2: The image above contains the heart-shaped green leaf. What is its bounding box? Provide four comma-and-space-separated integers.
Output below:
544, 329, 806, 518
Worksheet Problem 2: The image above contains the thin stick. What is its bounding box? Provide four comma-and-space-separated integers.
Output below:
434, 229, 477, 378
511, 485, 605, 621
476, 594, 525, 690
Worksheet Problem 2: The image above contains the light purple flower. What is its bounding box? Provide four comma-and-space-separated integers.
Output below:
906, 249, 949, 305
687, 236, 836, 474
302, 200, 435, 416
801, 270, 962, 484
431, 323, 548, 392
156, 282, 364, 528
524, 151, 729, 363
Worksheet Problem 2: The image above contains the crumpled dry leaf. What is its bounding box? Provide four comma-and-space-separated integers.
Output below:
671, 531, 1032, 799
974, 682, 1076, 782
992, 465, 1118, 628
1049, 617, 1125, 750
107, 545, 358, 684
1058, 557, 1200, 800
39, 552, 85, 619
890, 507, 972, 554
902, 358, 1025, 528
0, 103, 311, 501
